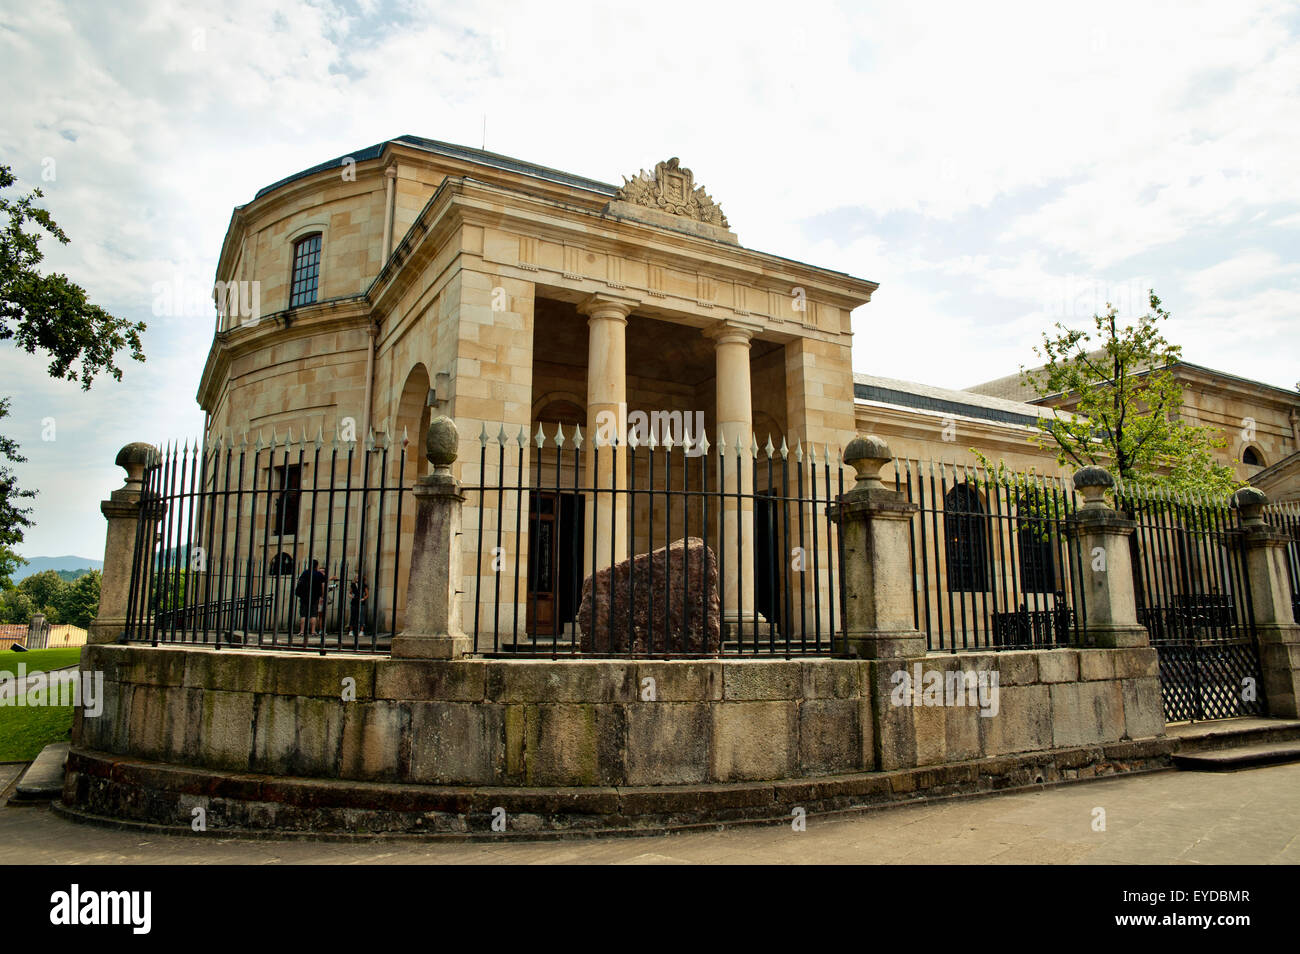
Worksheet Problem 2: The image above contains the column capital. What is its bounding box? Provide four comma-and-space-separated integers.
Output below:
703, 318, 762, 347
578, 293, 638, 323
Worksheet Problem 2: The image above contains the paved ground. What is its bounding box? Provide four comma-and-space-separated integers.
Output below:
1, 762, 1297, 864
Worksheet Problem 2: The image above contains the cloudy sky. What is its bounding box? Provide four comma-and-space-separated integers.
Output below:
1, 0, 1298, 559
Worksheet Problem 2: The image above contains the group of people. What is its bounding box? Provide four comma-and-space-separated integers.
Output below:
293, 561, 370, 638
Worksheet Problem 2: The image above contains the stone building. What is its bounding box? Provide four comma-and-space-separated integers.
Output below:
197, 134, 1300, 638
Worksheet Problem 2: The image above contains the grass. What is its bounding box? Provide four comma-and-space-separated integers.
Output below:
0, 699, 73, 762
0, 648, 81, 762
0, 647, 83, 679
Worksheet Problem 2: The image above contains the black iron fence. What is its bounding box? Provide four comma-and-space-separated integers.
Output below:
124, 430, 412, 654
1264, 500, 1300, 623
462, 424, 846, 656
1116, 481, 1263, 722
893, 461, 1087, 652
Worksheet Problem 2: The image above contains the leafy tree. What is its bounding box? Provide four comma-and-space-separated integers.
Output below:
1, 165, 146, 388
0, 398, 34, 587
1019, 291, 1239, 496
0, 585, 35, 624
55, 569, 100, 628
0, 164, 148, 583
17, 569, 66, 620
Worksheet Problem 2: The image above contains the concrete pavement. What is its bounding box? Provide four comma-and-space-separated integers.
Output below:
1, 762, 1297, 864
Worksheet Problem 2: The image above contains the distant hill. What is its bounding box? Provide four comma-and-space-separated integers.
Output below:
12, 556, 103, 582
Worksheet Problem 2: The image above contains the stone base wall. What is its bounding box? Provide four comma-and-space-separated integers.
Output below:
66, 645, 1167, 833
61, 739, 1173, 838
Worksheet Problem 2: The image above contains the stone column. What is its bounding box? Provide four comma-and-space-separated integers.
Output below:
1066, 467, 1149, 648
391, 417, 471, 659
89, 442, 158, 645
579, 294, 636, 574
705, 319, 764, 629
830, 436, 925, 658
1234, 487, 1300, 717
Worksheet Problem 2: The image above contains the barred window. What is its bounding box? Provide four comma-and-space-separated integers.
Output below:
289, 233, 322, 308
272, 464, 301, 537
1016, 493, 1056, 593
944, 483, 989, 592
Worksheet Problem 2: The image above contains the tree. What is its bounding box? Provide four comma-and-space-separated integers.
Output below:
1019, 291, 1239, 497
17, 569, 66, 620
0, 398, 34, 587
1, 165, 146, 388
0, 164, 148, 581
0, 585, 35, 624
55, 569, 100, 628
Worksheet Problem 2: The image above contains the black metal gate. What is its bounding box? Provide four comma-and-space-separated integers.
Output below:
1120, 484, 1264, 723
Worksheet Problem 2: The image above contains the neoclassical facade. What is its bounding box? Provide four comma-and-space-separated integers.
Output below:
197, 135, 1300, 637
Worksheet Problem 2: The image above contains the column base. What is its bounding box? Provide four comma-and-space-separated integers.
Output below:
390, 632, 472, 660
1258, 623, 1300, 718
837, 629, 927, 660
1080, 624, 1150, 649
87, 619, 125, 645
722, 616, 773, 642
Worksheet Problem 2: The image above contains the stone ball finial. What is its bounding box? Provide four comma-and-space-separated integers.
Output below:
1233, 486, 1268, 526
843, 434, 891, 490
1073, 465, 1114, 508
115, 442, 158, 488
425, 416, 459, 474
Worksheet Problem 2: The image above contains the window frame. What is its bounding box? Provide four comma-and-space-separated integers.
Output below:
288, 231, 323, 309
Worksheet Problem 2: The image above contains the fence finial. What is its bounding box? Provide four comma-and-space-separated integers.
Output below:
426, 416, 459, 476
843, 434, 891, 491
1073, 465, 1114, 509
1233, 486, 1268, 526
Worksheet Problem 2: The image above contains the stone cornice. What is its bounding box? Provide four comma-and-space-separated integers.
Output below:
196, 297, 371, 411
368, 177, 876, 337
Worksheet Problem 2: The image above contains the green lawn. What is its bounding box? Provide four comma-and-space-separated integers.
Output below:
0, 649, 80, 762
0, 699, 73, 762
0, 647, 83, 679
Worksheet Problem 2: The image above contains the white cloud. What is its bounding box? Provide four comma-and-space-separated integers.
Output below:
1, 0, 1299, 555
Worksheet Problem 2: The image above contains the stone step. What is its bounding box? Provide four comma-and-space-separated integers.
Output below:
10, 742, 68, 803
1166, 717, 1300, 755
1172, 740, 1300, 772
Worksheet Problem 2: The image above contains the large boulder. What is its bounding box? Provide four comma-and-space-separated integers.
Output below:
578, 537, 720, 654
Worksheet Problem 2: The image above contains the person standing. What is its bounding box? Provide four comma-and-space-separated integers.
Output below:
295, 560, 327, 637
348, 578, 370, 638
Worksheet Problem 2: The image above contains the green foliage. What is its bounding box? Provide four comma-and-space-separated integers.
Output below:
0, 398, 33, 589
1020, 291, 1240, 497
55, 570, 100, 628
0, 165, 146, 389
0, 568, 101, 626
0, 164, 149, 591
0, 585, 35, 624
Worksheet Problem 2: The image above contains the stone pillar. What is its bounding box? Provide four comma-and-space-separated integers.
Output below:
705, 319, 764, 628
391, 417, 471, 659
579, 294, 636, 574
1234, 487, 1300, 718
1066, 467, 1149, 648
89, 442, 158, 645
830, 435, 925, 658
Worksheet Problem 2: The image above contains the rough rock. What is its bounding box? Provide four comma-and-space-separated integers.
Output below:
578, 537, 720, 654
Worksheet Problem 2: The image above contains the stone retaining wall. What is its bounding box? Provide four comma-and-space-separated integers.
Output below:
72, 644, 1164, 791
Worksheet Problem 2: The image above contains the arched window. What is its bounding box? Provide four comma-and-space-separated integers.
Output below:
944, 483, 988, 592
289, 233, 322, 308
1016, 492, 1056, 593
1243, 446, 1264, 468
270, 552, 295, 576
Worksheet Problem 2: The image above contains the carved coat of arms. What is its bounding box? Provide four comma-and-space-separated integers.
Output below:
615, 158, 730, 229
